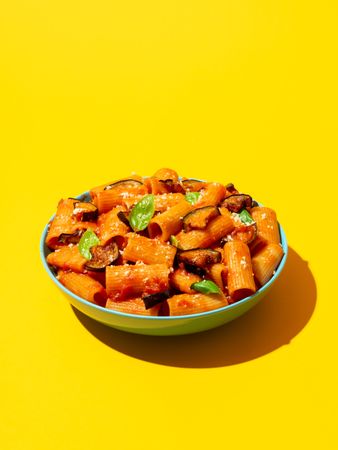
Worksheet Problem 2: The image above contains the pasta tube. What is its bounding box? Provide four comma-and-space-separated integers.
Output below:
96, 206, 129, 246
58, 271, 107, 306
251, 207, 280, 244
148, 200, 194, 241
106, 264, 170, 301
106, 298, 160, 316
224, 240, 256, 301
123, 233, 177, 267
47, 245, 87, 273
176, 215, 234, 250
167, 293, 228, 316
252, 243, 284, 286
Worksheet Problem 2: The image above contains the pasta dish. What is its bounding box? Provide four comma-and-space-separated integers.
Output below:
45, 168, 284, 316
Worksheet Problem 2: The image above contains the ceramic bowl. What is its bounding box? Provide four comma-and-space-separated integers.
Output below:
40, 192, 288, 335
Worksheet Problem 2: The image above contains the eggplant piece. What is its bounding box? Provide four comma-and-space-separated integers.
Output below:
73, 201, 98, 222
183, 206, 220, 232
224, 183, 239, 198
221, 194, 252, 213
183, 264, 206, 277
178, 248, 221, 268
117, 211, 130, 227
158, 179, 185, 194
181, 179, 206, 192
158, 300, 170, 316
142, 290, 172, 310
104, 179, 144, 191
58, 229, 84, 245
231, 223, 257, 245
84, 242, 119, 271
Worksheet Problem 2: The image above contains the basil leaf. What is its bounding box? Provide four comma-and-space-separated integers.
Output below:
129, 194, 155, 231
185, 192, 200, 205
191, 280, 221, 294
239, 209, 254, 225
79, 230, 100, 260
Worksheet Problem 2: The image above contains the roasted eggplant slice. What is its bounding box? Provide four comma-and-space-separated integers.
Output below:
142, 290, 172, 310
221, 194, 252, 213
58, 229, 84, 245
159, 179, 185, 194
73, 201, 98, 221
183, 206, 220, 232
178, 248, 221, 268
117, 211, 130, 227
104, 179, 144, 191
181, 179, 206, 192
84, 242, 119, 271
184, 264, 206, 277
231, 223, 257, 244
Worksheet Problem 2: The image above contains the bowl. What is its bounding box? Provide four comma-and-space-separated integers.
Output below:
40, 191, 288, 336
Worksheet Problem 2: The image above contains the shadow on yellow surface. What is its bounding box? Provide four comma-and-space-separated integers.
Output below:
73, 247, 316, 367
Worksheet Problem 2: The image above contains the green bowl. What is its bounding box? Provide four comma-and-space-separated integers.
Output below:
41, 193, 288, 335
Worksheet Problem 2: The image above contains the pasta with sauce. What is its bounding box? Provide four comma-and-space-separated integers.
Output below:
45, 169, 284, 316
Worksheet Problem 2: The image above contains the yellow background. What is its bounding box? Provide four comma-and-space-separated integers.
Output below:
1, 1, 337, 449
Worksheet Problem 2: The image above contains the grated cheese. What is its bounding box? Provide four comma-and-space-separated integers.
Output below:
240, 256, 247, 269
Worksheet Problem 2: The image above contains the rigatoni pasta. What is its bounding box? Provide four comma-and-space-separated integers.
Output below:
224, 240, 256, 301
251, 243, 284, 286
58, 271, 107, 306
45, 168, 285, 315
106, 264, 170, 301
251, 207, 280, 244
148, 199, 193, 241
123, 233, 177, 267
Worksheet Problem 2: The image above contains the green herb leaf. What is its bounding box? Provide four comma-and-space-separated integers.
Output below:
185, 192, 200, 205
129, 194, 155, 231
238, 209, 254, 225
79, 230, 100, 260
170, 235, 182, 249
191, 280, 222, 295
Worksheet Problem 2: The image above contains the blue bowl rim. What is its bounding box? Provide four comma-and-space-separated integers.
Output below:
40, 190, 288, 321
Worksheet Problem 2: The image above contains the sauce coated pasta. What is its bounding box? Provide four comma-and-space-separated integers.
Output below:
45, 169, 284, 316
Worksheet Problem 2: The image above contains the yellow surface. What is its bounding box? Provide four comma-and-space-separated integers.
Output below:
0, 1, 337, 449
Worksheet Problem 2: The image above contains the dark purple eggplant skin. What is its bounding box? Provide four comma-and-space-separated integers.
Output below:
142, 290, 172, 310
181, 179, 206, 192
117, 211, 130, 227
104, 179, 144, 191
184, 264, 206, 277
58, 229, 84, 245
158, 179, 185, 194
84, 242, 119, 271
178, 248, 222, 268
158, 300, 170, 316
221, 194, 252, 213
183, 206, 220, 232
73, 201, 98, 222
